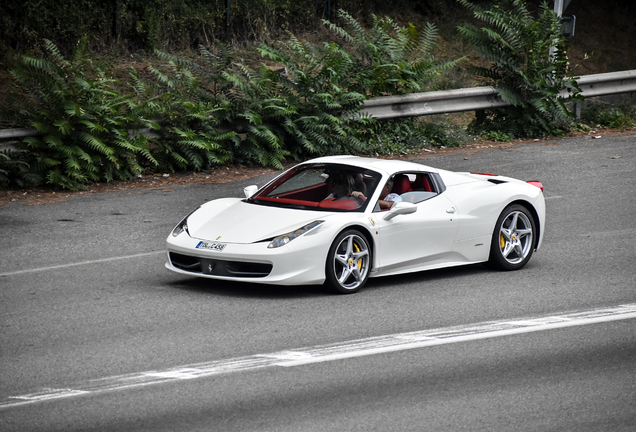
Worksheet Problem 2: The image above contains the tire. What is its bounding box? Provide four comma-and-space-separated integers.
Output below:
488, 204, 537, 271
325, 229, 371, 294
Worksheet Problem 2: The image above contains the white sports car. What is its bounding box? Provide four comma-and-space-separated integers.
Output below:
166, 155, 545, 293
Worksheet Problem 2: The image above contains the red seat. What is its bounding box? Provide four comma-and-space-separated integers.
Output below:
318, 198, 359, 210
412, 174, 432, 192
391, 174, 412, 194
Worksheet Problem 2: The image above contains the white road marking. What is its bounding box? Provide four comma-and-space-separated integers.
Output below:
9, 388, 89, 401
0, 251, 164, 277
1, 303, 635, 409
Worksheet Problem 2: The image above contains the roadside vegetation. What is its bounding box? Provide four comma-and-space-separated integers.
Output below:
1, 0, 634, 190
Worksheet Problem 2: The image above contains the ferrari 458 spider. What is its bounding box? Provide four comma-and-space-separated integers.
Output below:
166, 156, 545, 293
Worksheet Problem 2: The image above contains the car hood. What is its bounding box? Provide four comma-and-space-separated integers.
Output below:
187, 198, 334, 244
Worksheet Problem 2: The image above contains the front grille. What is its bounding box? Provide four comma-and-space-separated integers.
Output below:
169, 252, 272, 278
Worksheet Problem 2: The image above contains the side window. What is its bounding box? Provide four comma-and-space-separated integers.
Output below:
396, 172, 438, 204
267, 168, 324, 196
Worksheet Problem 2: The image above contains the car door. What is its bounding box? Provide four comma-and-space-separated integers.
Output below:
373, 193, 459, 275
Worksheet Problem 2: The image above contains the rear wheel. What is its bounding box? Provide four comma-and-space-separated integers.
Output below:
488, 204, 536, 270
325, 230, 371, 294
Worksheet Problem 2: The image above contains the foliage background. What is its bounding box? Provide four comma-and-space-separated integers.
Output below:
1, 8, 467, 189
1, 0, 635, 71
1, 0, 635, 190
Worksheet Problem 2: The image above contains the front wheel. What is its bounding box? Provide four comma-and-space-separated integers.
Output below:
488, 204, 536, 271
325, 230, 371, 294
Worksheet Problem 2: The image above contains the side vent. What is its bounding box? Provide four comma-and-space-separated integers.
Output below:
487, 179, 507, 185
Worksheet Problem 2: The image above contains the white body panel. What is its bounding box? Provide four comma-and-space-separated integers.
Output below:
372, 194, 459, 275
165, 156, 546, 286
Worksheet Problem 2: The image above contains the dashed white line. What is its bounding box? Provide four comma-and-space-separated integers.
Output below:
0, 251, 164, 277
9, 388, 90, 401
2, 303, 635, 410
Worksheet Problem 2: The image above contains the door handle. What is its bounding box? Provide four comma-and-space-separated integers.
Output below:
446, 207, 456, 214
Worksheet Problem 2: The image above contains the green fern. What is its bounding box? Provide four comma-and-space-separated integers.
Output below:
6, 38, 165, 190
0, 144, 42, 188
457, 0, 583, 138
4, 12, 468, 187
253, 9, 462, 157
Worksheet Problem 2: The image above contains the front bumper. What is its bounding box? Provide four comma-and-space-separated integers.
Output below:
165, 231, 330, 286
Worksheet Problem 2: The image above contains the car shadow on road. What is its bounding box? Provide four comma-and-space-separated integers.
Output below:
363, 263, 488, 290
164, 263, 490, 298
165, 277, 331, 299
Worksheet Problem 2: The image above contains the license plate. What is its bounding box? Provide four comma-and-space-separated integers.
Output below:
196, 241, 227, 252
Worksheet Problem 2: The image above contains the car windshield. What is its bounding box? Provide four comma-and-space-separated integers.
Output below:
250, 163, 381, 211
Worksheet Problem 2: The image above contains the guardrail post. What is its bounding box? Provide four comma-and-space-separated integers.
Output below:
475, 109, 486, 124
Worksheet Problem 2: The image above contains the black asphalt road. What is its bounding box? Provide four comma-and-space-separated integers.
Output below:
1, 131, 635, 431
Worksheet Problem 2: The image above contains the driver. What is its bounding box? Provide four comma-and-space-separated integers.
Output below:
330, 173, 366, 204
377, 177, 402, 209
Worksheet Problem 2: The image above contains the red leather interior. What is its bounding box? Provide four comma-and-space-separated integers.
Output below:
412, 175, 432, 192
318, 198, 359, 210
391, 174, 412, 194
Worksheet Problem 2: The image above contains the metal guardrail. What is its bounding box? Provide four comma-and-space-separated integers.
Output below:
0, 128, 41, 141
1, 70, 635, 143
575, 69, 636, 98
362, 86, 507, 119
361, 69, 636, 119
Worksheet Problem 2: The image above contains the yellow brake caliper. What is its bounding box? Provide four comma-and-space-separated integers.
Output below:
354, 243, 362, 270
500, 234, 505, 251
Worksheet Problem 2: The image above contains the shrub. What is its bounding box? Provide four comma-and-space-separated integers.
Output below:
365, 118, 466, 156
0, 144, 41, 188
482, 130, 511, 142
1, 11, 468, 188
147, 48, 241, 170
155, 11, 463, 164
8, 38, 160, 190
321, 10, 464, 97
457, 0, 582, 138
581, 103, 635, 130
256, 10, 464, 157
256, 31, 372, 159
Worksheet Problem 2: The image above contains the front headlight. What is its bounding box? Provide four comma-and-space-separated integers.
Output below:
171, 217, 189, 237
268, 220, 324, 249
171, 208, 198, 237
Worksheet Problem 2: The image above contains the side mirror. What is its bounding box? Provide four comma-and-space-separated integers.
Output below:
243, 185, 258, 198
383, 202, 417, 221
